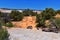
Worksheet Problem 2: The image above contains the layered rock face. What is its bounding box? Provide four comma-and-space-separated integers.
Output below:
12, 16, 36, 29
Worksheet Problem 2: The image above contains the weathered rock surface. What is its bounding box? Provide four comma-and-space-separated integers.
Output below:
12, 16, 36, 28
7, 28, 60, 40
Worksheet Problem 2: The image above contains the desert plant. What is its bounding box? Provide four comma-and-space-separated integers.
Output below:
41, 8, 56, 20
0, 29, 9, 40
56, 10, 60, 14
54, 18, 60, 28
23, 9, 37, 16
5, 22, 13, 27
36, 14, 45, 28
9, 10, 23, 21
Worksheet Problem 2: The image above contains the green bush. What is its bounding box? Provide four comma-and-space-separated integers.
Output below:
0, 29, 9, 40
50, 18, 60, 28
54, 18, 60, 28
5, 22, 13, 27
10, 10, 24, 21
36, 23, 40, 27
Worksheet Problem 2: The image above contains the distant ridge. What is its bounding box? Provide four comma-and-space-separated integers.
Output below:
0, 8, 42, 14
0, 8, 42, 11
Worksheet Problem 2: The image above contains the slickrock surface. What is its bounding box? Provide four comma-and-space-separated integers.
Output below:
7, 28, 60, 40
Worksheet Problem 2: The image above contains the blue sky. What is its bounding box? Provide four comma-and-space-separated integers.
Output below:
0, 0, 60, 10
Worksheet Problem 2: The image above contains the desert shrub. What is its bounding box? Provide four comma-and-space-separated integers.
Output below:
36, 23, 41, 27
23, 9, 37, 16
36, 14, 46, 28
0, 29, 9, 40
54, 18, 60, 28
10, 10, 23, 21
49, 18, 60, 29
0, 22, 2, 28
5, 22, 13, 27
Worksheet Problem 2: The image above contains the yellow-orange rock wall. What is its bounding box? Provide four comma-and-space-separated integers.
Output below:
12, 16, 36, 29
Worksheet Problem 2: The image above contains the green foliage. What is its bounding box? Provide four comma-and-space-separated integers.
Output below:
9, 9, 37, 21
0, 29, 9, 40
41, 8, 56, 20
0, 20, 3, 29
49, 18, 60, 29
8, 8, 58, 28
36, 8, 56, 28
0, 22, 2, 27
56, 10, 60, 14
0, 11, 2, 17
5, 22, 13, 27
23, 9, 37, 16
54, 18, 60, 28
36, 23, 41, 27
10, 10, 23, 21
36, 14, 45, 27
36, 14, 41, 23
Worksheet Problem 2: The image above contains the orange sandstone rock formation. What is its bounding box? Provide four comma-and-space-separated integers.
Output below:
12, 16, 36, 29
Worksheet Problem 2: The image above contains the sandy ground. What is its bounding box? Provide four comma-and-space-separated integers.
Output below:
7, 28, 60, 40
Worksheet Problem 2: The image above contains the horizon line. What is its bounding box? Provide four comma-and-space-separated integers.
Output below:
0, 7, 60, 11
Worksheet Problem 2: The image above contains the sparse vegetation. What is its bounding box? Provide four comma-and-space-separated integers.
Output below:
36, 8, 56, 28
0, 19, 9, 40
9, 8, 60, 29
54, 18, 60, 28
9, 9, 37, 21
0, 8, 60, 29
0, 29, 9, 40
23, 9, 37, 16
5, 22, 13, 27
10, 10, 24, 21
56, 10, 60, 14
